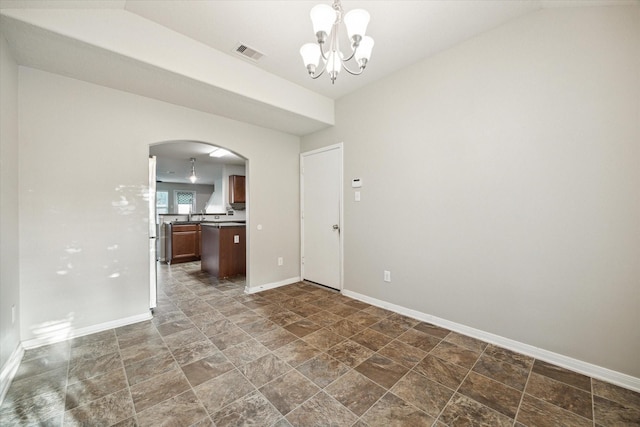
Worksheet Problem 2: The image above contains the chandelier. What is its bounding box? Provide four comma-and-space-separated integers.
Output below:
300, 0, 374, 84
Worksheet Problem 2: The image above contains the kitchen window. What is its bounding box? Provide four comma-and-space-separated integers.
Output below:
156, 191, 169, 214
175, 190, 196, 214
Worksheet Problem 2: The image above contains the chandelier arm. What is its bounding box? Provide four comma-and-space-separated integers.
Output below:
341, 63, 365, 76
311, 62, 327, 79
311, 69, 326, 79
318, 41, 329, 61
341, 48, 357, 62
310, 54, 327, 80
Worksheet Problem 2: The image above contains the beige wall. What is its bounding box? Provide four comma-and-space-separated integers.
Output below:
303, 6, 640, 377
18, 67, 301, 343
0, 35, 21, 372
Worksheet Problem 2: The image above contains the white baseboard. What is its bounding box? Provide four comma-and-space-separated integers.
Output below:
245, 276, 301, 294
0, 343, 24, 406
342, 289, 640, 393
21, 311, 153, 350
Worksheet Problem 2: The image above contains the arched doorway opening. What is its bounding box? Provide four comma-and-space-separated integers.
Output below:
148, 140, 249, 309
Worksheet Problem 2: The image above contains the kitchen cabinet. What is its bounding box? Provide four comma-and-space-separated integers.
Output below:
229, 175, 246, 203
169, 223, 201, 264
201, 224, 246, 278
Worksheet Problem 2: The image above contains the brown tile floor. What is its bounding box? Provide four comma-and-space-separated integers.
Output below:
1, 261, 639, 426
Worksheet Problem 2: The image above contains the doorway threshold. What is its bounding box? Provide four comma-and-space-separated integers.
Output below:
302, 280, 341, 293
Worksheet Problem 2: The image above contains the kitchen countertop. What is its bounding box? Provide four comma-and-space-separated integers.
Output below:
170, 220, 245, 225
200, 222, 246, 228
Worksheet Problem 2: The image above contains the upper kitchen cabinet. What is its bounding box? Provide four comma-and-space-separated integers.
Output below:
229, 175, 246, 204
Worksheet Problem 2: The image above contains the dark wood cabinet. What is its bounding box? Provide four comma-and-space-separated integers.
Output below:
229, 175, 246, 203
201, 225, 246, 278
170, 224, 201, 264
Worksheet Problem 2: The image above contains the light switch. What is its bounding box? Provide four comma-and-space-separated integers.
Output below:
355, 191, 361, 202
234, 235, 239, 244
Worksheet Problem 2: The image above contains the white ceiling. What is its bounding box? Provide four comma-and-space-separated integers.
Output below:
3, 0, 634, 100
122, 0, 544, 100
150, 141, 245, 185
1, 0, 636, 135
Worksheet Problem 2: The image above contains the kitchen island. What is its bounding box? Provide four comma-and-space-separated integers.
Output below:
200, 223, 246, 278
163, 218, 244, 264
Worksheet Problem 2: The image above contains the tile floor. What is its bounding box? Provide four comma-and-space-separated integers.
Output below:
1, 262, 639, 426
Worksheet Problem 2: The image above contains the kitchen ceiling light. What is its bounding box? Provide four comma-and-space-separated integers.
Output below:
300, 0, 374, 84
209, 148, 231, 158
189, 158, 197, 183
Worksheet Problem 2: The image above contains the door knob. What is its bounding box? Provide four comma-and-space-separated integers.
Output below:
332, 224, 340, 230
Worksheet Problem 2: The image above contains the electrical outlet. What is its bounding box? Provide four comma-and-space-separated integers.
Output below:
278, 257, 284, 266
383, 270, 391, 282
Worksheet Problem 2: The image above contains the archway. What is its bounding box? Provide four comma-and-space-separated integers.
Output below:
148, 140, 249, 309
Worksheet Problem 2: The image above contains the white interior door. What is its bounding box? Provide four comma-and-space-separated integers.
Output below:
301, 144, 342, 290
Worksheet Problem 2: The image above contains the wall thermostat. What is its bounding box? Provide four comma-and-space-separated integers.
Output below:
351, 178, 362, 188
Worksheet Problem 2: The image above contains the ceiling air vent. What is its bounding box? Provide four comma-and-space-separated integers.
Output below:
234, 43, 264, 62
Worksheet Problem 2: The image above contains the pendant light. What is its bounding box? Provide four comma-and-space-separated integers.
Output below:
189, 158, 197, 183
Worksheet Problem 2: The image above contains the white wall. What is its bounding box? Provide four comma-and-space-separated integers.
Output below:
0, 8, 334, 134
204, 165, 224, 213
0, 35, 21, 375
19, 67, 300, 343
302, 6, 640, 377
0, 35, 20, 384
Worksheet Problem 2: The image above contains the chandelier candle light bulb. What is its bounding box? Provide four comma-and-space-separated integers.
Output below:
310, 4, 335, 42
300, 0, 374, 84
343, 8, 370, 42
327, 50, 343, 81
